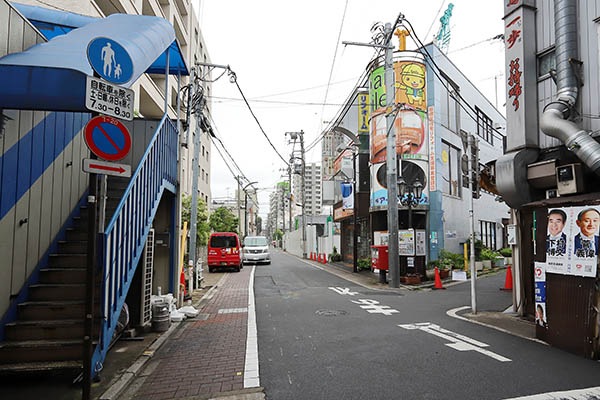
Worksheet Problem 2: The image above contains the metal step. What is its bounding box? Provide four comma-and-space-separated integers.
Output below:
65, 228, 87, 241
29, 284, 85, 301
48, 254, 87, 268
57, 240, 88, 254
0, 360, 81, 375
0, 339, 82, 363
18, 301, 86, 321
39, 268, 86, 284
4, 320, 85, 341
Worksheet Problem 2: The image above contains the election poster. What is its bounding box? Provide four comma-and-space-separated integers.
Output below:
546, 206, 599, 278
534, 262, 547, 329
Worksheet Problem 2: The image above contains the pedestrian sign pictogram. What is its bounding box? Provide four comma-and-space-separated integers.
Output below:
84, 116, 131, 161
87, 37, 133, 84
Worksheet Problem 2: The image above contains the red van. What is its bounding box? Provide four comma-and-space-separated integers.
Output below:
207, 232, 242, 272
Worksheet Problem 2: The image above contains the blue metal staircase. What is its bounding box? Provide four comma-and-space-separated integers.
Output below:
91, 115, 178, 376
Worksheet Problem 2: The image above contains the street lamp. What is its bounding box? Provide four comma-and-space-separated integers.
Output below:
397, 178, 423, 276
243, 181, 258, 238
398, 178, 423, 229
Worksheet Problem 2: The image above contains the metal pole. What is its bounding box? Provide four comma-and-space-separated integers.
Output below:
245, 191, 248, 238
83, 167, 97, 400
353, 150, 358, 273
300, 130, 307, 259
237, 177, 242, 234
164, 50, 170, 114
468, 134, 477, 313
384, 22, 400, 288
189, 77, 202, 276
288, 165, 292, 233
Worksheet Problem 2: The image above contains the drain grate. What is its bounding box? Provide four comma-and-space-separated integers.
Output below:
315, 309, 347, 317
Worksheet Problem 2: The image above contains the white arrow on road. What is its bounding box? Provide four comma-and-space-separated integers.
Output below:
399, 322, 511, 362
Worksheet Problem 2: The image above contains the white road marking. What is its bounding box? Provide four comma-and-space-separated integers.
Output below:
244, 266, 260, 388
503, 386, 600, 399
217, 307, 248, 314
328, 287, 359, 296
352, 299, 399, 315
399, 322, 511, 362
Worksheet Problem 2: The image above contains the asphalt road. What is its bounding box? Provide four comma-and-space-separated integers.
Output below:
255, 251, 600, 400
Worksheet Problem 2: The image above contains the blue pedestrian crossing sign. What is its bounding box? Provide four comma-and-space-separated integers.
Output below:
87, 37, 133, 84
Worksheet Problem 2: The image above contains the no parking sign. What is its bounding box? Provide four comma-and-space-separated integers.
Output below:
84, 116, 131, 161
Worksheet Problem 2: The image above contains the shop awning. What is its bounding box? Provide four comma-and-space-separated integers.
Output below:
0, 7, 189, 111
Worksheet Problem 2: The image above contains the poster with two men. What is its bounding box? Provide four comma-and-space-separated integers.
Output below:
546, 206, 600, 278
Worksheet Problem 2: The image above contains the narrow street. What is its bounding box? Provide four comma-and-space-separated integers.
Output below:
256, 251, 600, 400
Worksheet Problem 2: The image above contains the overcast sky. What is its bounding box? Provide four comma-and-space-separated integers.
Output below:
192, 0, 505, 219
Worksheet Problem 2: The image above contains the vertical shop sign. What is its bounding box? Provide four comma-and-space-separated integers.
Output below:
358, 93, 370, 133
428, 106, 436, 192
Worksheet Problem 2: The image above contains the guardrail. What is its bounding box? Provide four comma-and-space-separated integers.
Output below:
91, 115, 177, 376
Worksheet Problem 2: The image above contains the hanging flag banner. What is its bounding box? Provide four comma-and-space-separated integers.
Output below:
341, 182, 354, 210
546, 206, 599, 278
534, 262, 547, 329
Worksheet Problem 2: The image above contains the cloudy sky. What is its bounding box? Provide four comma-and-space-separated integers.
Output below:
193, 0, 505, 218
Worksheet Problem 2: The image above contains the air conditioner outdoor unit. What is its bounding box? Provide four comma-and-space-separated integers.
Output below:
556, 163, 584, 196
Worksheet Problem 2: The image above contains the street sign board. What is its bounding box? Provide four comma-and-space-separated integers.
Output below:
87, 37, 133, 84
83, 158, 131, 177
85, 75, 134, 121
84, 116, 132, 161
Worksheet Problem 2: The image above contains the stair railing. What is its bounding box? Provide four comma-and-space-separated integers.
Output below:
91, 115, 178, 376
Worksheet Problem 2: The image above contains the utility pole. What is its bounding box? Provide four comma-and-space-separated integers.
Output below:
237, 176, 242, 235
383, 22, 400, 288
189, 67, 203, 269
468, 134, 477, 313
300, 130, 307, 259
288, 164, 292, 233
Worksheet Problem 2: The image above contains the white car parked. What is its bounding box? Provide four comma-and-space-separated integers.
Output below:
243, 236, 271, 265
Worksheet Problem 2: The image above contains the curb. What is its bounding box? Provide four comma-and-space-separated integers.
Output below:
446, 306, 547, 346
99, 274, 229, 400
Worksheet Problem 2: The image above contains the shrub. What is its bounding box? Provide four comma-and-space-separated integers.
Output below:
439, 249, 466, 269
499, 247, 512, 257
481, 247, 502, 261
357, 258, 371, 271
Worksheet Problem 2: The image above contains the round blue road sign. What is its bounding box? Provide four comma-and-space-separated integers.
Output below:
87, 37, 133, 84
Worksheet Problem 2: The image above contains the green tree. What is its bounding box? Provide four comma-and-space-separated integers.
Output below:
273, 229, 283, 241
209, 207, 239, 234
182, 195, 210, 246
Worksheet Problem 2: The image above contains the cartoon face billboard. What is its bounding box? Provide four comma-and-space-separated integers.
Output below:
368, 52, 429, 207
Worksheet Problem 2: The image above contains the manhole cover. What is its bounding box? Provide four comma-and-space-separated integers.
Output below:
315, 309, 347, 317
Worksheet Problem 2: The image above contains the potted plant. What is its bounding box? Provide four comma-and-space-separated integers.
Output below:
425, 260, 437, 280
357, 257, 371, 271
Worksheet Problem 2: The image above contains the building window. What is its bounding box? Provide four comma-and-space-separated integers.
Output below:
202, 145, 205, 156
480, 220, 497, 249
440, 140, 461, 197
476, 107, 493, 145
206, 150, 209, 160
538, 49, 555, 79
441, 73, 460, 133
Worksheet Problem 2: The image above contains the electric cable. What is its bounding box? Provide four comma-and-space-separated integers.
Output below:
402, 18, 506, 143
318, 0, 350, 135
230, 76, 290, 167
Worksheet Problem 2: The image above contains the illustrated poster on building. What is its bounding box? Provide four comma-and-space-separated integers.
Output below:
415, 230, 427, 256
546, 206, 599, 278
534, 262, 547, 328
398, 229, 415, 256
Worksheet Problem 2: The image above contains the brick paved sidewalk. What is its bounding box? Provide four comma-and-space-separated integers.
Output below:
127, 266, 256, 400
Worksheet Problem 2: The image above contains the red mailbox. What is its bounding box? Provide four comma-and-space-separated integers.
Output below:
371, 245, 389, 271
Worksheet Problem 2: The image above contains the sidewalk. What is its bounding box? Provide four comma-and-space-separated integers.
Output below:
108, 264, 263, 400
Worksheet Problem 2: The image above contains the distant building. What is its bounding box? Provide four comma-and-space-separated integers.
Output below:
292, 163, 322, 217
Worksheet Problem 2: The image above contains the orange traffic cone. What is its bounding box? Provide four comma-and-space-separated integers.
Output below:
310, 252, 314, 260
322, 254, 327, 264
500, 265, 513, 291
433, 267, 446, 290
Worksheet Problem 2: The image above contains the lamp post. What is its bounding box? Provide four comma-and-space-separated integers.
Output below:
243, 181, 258, 238
397, 178, 423, 276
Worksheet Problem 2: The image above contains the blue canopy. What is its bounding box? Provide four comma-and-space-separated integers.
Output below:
0, 7, 189, 111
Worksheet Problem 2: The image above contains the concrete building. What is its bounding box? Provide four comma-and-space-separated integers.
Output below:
496, 0, 600, 358
0, 0, 190, 376
324, 43, 508, 271
292, 163, 322, 217
14, 0, 212, 204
